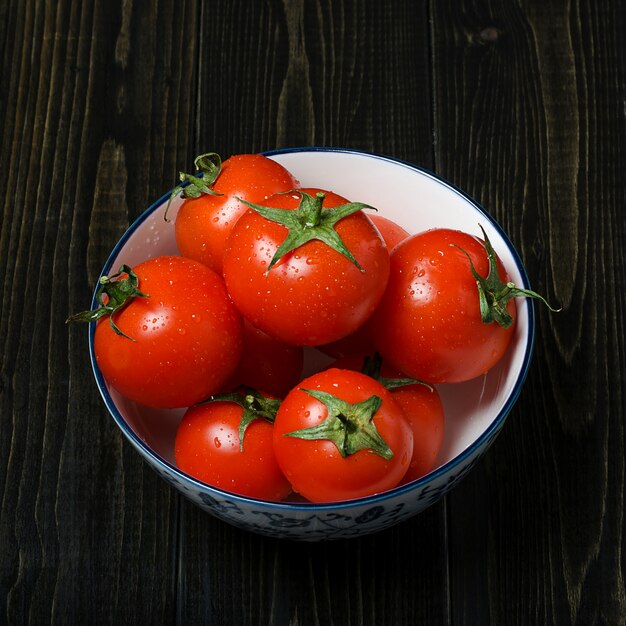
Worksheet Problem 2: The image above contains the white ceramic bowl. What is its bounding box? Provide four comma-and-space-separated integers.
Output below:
89, 147, 535, 541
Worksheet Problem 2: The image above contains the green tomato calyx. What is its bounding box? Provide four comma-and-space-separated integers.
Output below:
65, 265, 149, 341
164, 152, 224, 222
361, 352, 433, 391
455, 224, 561, 328
285, 388, 393, 460
239, 190, 373, 273
202, 388, 281, 452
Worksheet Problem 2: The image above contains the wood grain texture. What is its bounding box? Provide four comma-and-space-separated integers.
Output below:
0, 0, 623, 624
178, 500, 448, 626
430, 0, 625, 624
0, 0, 197, 623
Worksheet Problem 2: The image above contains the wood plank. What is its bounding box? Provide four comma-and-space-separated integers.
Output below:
178, 500, 449, 625
430, 0, 625, 623
3, 0, 620, 623
195, 0, 433, 162
0, 0, 197, 622
178, 1, 447, 625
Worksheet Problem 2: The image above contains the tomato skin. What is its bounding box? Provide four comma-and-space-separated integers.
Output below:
175, 401, 292, 501
175, 154, 298, 274
369, 214, 410, 251
94, 256, 243, 409
332, 354, 445, 482
227, 320, 304, 397
272, 369, 413, 502
223, 188, 390, 346
367, 228, 516, 384
392, 384, 445, 482
316, 212, 410, 358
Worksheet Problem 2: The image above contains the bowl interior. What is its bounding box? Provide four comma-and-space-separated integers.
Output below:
95, 149, 532, 495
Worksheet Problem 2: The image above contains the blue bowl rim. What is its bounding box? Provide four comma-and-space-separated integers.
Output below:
88, 146, 536, 512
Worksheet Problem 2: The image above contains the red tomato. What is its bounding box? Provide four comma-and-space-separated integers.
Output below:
223, 188, 390, 346
175, 154, 298, 273
393, 382, 445, 482
369, 214, 410, 251
333, 353, 445, 482
272, 368, 413, 502
93, 256, 243, 408
175, 396, 291, 501
227, 320, 304, 397
367, 228, 516, 383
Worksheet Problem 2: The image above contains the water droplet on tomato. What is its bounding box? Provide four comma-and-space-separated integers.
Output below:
417, 269, 425, 277
214, 437, 221, 448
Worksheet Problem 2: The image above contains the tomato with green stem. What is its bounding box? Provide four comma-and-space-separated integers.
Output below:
171, 152, 299, 274
175, 389, 291, 500
68, 255, 243, 408
367, 226, 555, 383
223, 188, 390, 346
272, 368, 413, 502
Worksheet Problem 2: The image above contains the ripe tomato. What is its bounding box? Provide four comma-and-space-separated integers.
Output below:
367, 228, 516, 383
227, 320, 304, 397
92, 256, 243, 408
391, 382, 445, 483
175, 391, 292, 501
332, 353, 445, 482
272, 368, 413, 502
174, 153, 298, 273
223, 188, 390, 346
369, 214, 410, 251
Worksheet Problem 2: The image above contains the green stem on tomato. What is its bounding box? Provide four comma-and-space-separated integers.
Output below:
454, 224, 561, 328
285, 388, 393, 460
201, 388, 282, 452
65, 265, 149, 341
238, 190, 374, 273
164, 152, 224, 222
361, 352, 433, 392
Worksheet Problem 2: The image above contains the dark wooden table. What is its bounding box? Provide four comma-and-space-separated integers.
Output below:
1, 1, 624, 624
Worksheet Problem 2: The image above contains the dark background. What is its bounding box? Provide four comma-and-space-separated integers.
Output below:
1, 0, 624, 624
